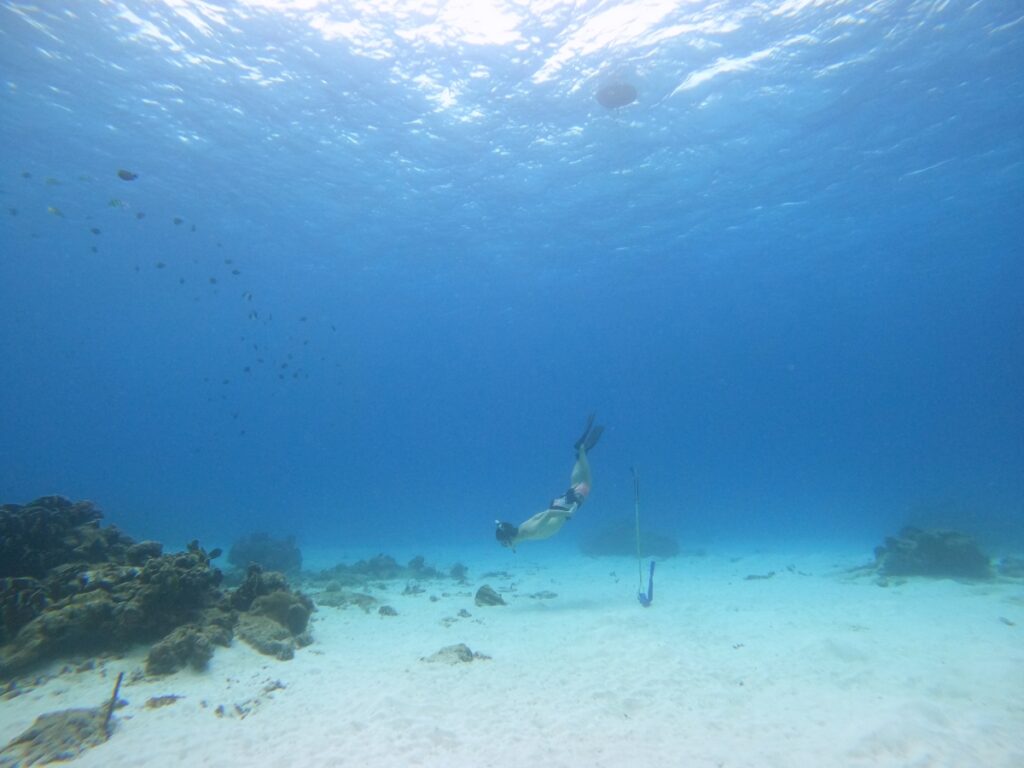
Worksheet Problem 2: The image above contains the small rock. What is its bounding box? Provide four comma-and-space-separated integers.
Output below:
474, 585, 505, 607
421, 643, 490, 664
378, 605, 397, 617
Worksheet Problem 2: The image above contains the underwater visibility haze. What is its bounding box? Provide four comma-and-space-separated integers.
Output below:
1, 0, 1022, 555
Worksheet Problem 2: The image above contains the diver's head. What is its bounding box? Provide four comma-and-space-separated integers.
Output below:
495, 520, 518, 549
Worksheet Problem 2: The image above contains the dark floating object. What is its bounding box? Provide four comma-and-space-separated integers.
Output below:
155, 261, 166, 269
173, 217, 183, 225
90, 227, 101, 235
136, 211, 146, 219
209, 277, 217, 284
596, 82, 637, 109
117, 169, 138, 181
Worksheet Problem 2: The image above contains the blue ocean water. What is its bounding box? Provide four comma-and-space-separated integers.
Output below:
1, 0, 1021, 559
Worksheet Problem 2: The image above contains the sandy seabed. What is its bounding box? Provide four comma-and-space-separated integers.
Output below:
1, 546, 1021, 768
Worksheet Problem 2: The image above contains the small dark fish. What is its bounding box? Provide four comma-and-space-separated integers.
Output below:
136, 211, 146, 219
208, 548, 223, 559
191, 224, 196, 232
21, 171, 31, 178
117, 169, 138, 181
222, 378, 230, 384
232, 269, 240, 275
173, 217, 183, 225
596, 82, 637, 109
209, 277, 217, 284
8, 208, 17, 216
300, 316, 307, 322
179, 277, 185, 284
90, 227, 101, 235
280, 362, 288, 369
244, 366, 251, 373
90, 246, 98, 253
225, 258, 233, 264
155, 261, 166, 269
331, 324, 336, 331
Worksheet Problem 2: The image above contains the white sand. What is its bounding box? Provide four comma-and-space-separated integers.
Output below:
2, 547, 1022, 767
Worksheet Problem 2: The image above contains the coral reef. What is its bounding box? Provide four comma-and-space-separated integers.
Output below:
228, 532, 302, 574
0, 497, 136, 580
579, 517, 680, 558
0, 496, 312, 680
145, 624, 230, 675
873, 526, 992, 579
228, 566, 313, 659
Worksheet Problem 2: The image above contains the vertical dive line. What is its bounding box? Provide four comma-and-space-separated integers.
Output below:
632, 465, 642, 590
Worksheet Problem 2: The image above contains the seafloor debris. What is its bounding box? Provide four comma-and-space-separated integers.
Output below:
0, 497, 313, 679
0, 671, 123, 767
116, 169, 137, 181
421, 643, 490, 664
144, 694, 182, 709
873, 526, 992, 579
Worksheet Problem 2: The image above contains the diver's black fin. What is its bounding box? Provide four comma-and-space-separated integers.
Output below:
583, 424, 603, 452
574, 412, 596, 451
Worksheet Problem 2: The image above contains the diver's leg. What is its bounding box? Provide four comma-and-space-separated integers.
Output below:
570, 446, 592, 489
